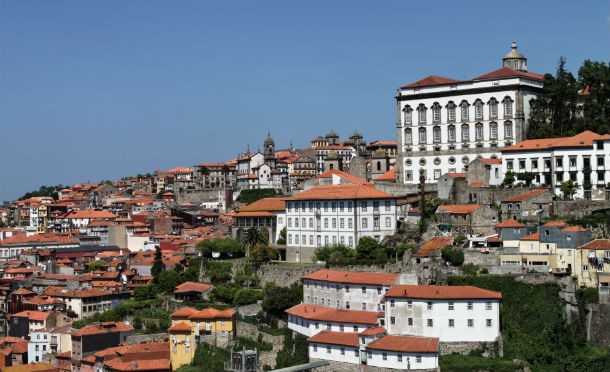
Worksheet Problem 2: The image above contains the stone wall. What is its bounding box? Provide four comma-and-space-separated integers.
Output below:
552, 200, 610, 218
309, 358, 439, 372
463, 248, 501, 267
439, 338, 502, 357
126, 333, 168, 344
587, 303, 610, 346
235, 321, 285, 369
256, 263, 324, 287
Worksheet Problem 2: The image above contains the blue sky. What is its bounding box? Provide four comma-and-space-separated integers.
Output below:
1, 1, 608, 201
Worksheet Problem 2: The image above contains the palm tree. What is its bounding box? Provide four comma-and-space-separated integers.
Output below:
241, 227, 269, 257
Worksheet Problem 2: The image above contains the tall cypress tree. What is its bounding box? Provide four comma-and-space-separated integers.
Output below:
151, 246, 165, 283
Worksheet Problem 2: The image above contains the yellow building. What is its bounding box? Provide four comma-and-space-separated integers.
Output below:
576, 239, 610, 287
168, 306, 236, 371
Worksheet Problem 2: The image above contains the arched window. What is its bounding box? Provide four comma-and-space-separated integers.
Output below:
432, 102, 442, 123
377, 162, 381, 171
474, 99, 484, 120
504, 121, 513, 138
417, 104, 427, 124
488, 98, 498, 119
502, 96, 514, 118
404, 128, 412, 144
403, 105, 412, 125
448, 125, 456, 142
446, 101, 456, 122
462, 124, 470, 142
419, 127, 427, 144
460, 100, 470, 122
490, 122, 498, 140
475, 123, 484, 141
433, 126, 441, 143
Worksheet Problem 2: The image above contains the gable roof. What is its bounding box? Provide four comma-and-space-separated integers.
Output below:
173, 281, 214, 294
367, 335, 439, 353
285, 304, 381, 325
384, 285, 502, 300
502, 131, 609, 152
414, 237, 453, 257
520, 232, 540, 241
239, 197, 286, 212
400, 75, 462, 89
579, 239, 610, 250
374, 168, 396, 182
502, 189, 549, 202
477, 158, 502, 165
289, 184, 394, 201
437, 205, 482, 214
316, 169, 371, 185
474, 67, 544, 81
307, 331, 359, 347
302, 269, 398, 286
167, 322, 191, 332
495, 218, 525, 228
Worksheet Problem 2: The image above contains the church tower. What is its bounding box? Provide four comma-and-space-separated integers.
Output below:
503, 41, 527, 72
264, 132, 276, 168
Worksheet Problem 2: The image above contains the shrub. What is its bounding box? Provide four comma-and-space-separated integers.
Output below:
461, 263, 479, 276
441, 246, 465, 266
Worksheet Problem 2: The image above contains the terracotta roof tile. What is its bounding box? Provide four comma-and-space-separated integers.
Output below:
104, 359, 170, 371
170, 307, 198, 319
302, 269, 398, 286
502, 131, 605, 152
560, 226, 587, 232
290, 184, 393, 201
374, 168, 396, 182
474, 67, 544, 81
477, 158, 502, 165
414, 237, 453, 257
64, 210, 117, 219
385, 285, 502, 300
520, 232, 540, 241
307, 331, 359, 347
359, 326, 386, 336
286, 304, 380, 325
400, 75, 462, 89
495, 218, 525, 228
468, 182, 488, 187
12, 310, 51, 321
71, 322, 133, 337
579, 239, 610, 250
502, 189, 549, 202
239, 197, 286, 212
173, 281, 214, 294
367, 335, 439, 353
542, 220, 567, 227
188, 307, 235, 320
446, 173, 466, 179
316, 169, 372, 185
437, 205, 482, 214
168, 322, 191, 332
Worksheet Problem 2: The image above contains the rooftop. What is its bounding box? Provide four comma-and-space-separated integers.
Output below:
385, 285, 502, 300
302, 269, 398, 286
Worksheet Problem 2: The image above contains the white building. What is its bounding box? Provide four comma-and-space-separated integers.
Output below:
395, 42, 543, 185
28, 329, 51, 363
285, 184, 397, 249
501, 130, 610, 200
286, 304, 380, 337
307, 331, 439, 371
301, 269, 399, 311
383, 285, 502, 342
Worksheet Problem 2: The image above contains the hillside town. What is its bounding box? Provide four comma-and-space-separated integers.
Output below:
1, 43, 610, 372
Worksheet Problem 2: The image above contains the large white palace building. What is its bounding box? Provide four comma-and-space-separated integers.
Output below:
395, 43, 544, 185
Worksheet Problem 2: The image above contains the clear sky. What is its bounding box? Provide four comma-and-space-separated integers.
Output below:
1, 1, 608, 201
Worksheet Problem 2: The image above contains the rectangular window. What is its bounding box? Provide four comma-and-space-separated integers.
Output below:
361, 201, 367, 211
408, 317, 413, 326
362, 303, 367, 310
348, 236, 353, 247
461, 106, 469, 121
362, 218, 368, 228
324, 218, 328, 228
505, 122, 513, 138
427, 319, 433, 327
295, 218, 299, 227
327, 346, 331, 354
407, 300, 412, 309
467, 301, 473, 310
416, 355, 422, 363
340, 347, 345, 355
418, 109, 426, 124
449, 319, 455, 327
468, 319, 474, 327
339, 202, 344, 211
382, 352, 387, 360
390, 299, 395, 308
427, 301, 433, 310
486, 301, 492, 310
347, 202, 352, 211
362, 287, 366, 293
287, 218, 292, 227
448, 302, 454, 310
340, 218, 344, 228
462, 126, 469, 141
385, 200, 391, 211
385, 217, 391, 227
475, 105, 483, 119
490, 124, 498, 139
398, 354, 403, 362
309, 218, 313, 228
332, 218, 337, 228
486, 319, 492, 327
490, 103, 498, 118
309, 235, 313, 245
348, 218, 353, 228
448, 107, 456, 121
504, 102, 512, 117
331, 202, 336, 212
309, 202, 313, 212
433, 108, 441, 122
476, 125, 483, 140
404, 110, 412, 124
324, 202, 328, 211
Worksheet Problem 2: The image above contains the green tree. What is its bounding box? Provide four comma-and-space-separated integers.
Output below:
133, 285, 157, 301
578, 60, 610, 134
199, 238, 243, 259
276, 227, 287, 245
88, 260, 105, 272
204, 261, 233, 284
233, 289, 261, 305
249, 244, 278, 264
560, 179, 579, 200
262, 282, 302, 319
156, 270, 184, 294
356, 236, 382, 260
313, 244, 355, 263
151, 246, 165, 284
517, 172, 536, 187
241, 227, 269, 257
441, 246, 465, 266
502, 170, 516, 187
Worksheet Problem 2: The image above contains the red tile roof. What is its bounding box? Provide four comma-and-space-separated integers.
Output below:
502, 131, 608, 152
495, 218, 525, 228
468, 182, 488, 187
174, 281, 214, 294
302, 269, 398, 286
307, 331, 359, 347
360, 326, 386, 336
384, 285, 502, 300
239, 197, 286, 212
520, 232, 540, 241
104, 359, 170, 372
579, 239, 610, 250
542, 220, 567, 227
168, 322, 191, 332
446, 173, 466, 179
561, 226, 587, 232
437, 205, 482, 214
286, 304, 380, 325
170, 307, 198, 319
316, 169, 371, 185
502, 189, 549, 202
188, 307, 235, 320
12, 311, 51, 321
43, 286, 113, 298
290, 184, 393, 201
400, 75, 462, 89
474, 67, 544, 81
374, 168, 396, 182
414, 237, 454, 257
477, 158, 502, 165
367, 335, 439, 353
71, 322, 133, 337
64, 210, 117, 219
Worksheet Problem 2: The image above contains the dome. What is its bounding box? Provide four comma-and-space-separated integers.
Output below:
350, 130, 362, 139
372, 149, 387, 159
503, 41, 525, 59
502, 41, 527, 72
326, 129, 338, 138
264, 132, 275, 146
